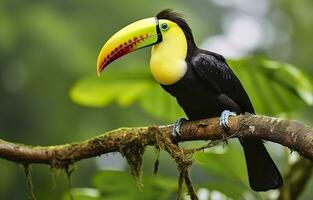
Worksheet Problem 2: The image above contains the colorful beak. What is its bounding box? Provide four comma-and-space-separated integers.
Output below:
97, 17, 162, 76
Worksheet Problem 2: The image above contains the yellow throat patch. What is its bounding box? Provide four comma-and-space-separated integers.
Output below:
150, 20, 188, 85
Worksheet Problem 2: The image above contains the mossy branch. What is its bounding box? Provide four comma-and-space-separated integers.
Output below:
0, 113, 312, 165
1, 113, 313, 200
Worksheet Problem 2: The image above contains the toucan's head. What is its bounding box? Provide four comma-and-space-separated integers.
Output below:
97, 9, 196, 80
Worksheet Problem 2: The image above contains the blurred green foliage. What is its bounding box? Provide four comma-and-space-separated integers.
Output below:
71, 57, 313, 120
195, 144, 253, 200
62, 171, 177, 200
1, 0, 313, 200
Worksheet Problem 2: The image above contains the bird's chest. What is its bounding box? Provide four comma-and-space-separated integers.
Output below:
150, 55, 187, 86
162, 68, 224, 120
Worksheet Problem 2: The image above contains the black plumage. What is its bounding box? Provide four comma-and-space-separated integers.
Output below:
157, 9, 283, 191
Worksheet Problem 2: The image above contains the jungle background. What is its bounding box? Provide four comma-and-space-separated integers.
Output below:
1, 0, 313, 199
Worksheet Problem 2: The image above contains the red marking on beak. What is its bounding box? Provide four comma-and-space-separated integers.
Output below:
98, 33, 152, 76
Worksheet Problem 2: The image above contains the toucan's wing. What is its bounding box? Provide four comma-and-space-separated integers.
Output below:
191, 51, 254, 113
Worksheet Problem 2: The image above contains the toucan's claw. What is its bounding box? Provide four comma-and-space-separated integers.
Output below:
219, 110, 236, 129
172, 117, 187, 138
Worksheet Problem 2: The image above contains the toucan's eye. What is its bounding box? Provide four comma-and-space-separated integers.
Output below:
161, 23, 169, 31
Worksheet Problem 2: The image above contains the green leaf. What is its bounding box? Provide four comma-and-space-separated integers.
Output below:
228, 57, 313, 115
91, 170, 177, 200
70, 66, 185, 121
205, 182, 248, 199
139, 84, 185, 121
70, 67, 153, 107
63, 188, 101, 200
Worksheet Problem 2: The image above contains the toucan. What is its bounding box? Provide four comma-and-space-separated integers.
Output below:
96, 9, 283, 191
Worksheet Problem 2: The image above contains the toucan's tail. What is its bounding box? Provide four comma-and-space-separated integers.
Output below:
240, 138, 283, 191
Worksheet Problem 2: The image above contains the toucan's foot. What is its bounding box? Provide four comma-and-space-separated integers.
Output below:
172, 118, 187, 138
219, 110, 236, 129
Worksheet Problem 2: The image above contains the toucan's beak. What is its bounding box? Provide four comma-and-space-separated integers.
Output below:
97, 17, 162, 76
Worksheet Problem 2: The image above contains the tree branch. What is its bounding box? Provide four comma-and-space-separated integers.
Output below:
0, 113, 312, 166
278, 157, 313, 200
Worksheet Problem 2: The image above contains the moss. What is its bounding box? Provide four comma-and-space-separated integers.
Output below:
65, 164, 76, 200
119, 130, 147, 189
153, 148, 160, 175
17, 125, 204, 200
150, 126, 198, 200
23, 163, 36, 200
